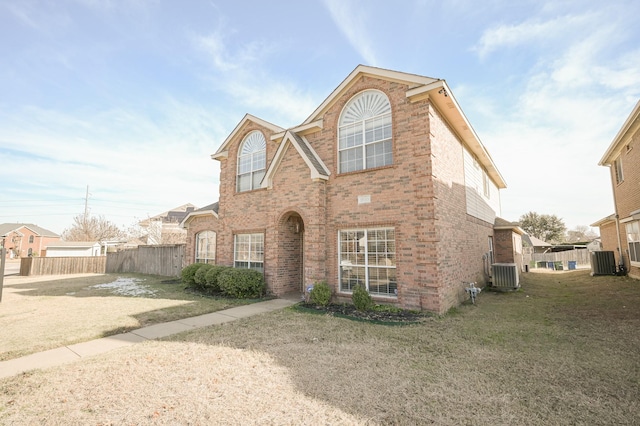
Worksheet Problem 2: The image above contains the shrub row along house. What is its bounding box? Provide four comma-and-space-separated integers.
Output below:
181, 66, 522, 314
593, 100, 640, 279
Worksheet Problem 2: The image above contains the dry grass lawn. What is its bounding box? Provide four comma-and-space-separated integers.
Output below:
0, 273, 250, 361
1, 270, 639, 425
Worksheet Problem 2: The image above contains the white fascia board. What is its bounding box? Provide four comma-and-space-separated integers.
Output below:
599, 100, 640, 166
179, 210, 218, 229
212, 113, 284, 158
271, 119, 324, 142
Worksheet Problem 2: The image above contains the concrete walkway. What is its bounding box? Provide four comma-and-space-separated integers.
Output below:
0, 298, 298, 380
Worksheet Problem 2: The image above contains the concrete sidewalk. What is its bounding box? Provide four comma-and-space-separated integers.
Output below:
0, 298, 298, 380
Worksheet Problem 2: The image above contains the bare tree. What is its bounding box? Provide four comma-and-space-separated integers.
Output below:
61, 214, 126, 242
566, 225, 599, 243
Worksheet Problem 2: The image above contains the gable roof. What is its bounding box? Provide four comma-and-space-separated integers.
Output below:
522, 234, 552, 248
302, 65, 506, 189
139, 204, 197, 226
262, 130, 330, 189
599, 99, 640, 166
0, 223, 59, 237
179, 202, 219, 228
493, 217, 524, 235
212, 114, 285, 160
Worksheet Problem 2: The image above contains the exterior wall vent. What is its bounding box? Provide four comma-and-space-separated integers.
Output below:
492, 263, 520, 289
590, 251, 616, 276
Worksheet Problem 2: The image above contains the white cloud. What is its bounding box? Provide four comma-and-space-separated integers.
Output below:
322, 0, 378, 66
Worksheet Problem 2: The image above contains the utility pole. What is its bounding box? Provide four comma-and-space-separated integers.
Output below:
0, 246, 6, 303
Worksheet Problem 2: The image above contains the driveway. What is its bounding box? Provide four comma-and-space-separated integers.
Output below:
2, 259, 20, 276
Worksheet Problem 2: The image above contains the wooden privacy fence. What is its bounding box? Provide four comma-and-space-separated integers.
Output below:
523, 249, 591, 269
106, 244, 185, 277
20, 256, 107, 276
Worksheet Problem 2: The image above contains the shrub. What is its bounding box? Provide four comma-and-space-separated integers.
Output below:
352, 284, 374, 311
218, 268, 265, 299
204, 265, 231, 293
309, 281, 331, 306
181, 263, 203, 289
194, 264, 214, 290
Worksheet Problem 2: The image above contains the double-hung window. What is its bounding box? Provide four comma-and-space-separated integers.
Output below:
237, 131, 266, 192
338, 90, 392, 173
614, 157, 624, 184
626, 221, 640, 264
339, 228, 397, 297
195, 231, 216, 264
234, 233, 264, 272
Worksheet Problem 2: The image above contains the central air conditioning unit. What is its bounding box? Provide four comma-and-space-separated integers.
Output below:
590, 251, 616, 276
492, 263, 520, 289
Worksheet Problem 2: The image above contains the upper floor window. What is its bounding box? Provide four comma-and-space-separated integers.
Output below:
237, 131, 266, 192
28, 235, 34, 243
614, 156, 624, 184
338, 90, 392, 173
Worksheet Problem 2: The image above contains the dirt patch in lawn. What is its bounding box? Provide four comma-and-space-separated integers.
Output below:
296, 303, 431, 324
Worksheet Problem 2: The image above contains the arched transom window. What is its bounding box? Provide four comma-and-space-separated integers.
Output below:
195, 230, 216, 264
237, 131, 266, 192
338, 90, 392, 173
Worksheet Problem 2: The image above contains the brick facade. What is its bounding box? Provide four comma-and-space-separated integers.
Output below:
1, 224, 60, 258
185, 66, 511, 314
596, 100, 640, 280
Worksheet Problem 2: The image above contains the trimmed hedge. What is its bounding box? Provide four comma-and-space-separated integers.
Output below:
218, 268, 265, 299
204, 265, 232, 293
194, 264, 214, 290
181, 263, 203, 289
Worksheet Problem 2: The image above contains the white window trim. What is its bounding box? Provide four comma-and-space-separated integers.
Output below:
338, 90, 392, 173
237, 131, 266, 192
614, 157, 624, 184
195, 230, 216, 264
338, 227, 397, 298
233, 233, 264, 271
626, 221, 640, 266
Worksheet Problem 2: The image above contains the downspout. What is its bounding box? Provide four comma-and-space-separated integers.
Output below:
608, 166, 625, 269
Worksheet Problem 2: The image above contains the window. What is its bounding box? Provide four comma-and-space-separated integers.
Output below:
339, 228, 396, 297
614, 157, 624, 184
237, 131, 266, 192
627, 221, 640, 263
234, 233, 264, 272
28, 235, 34, 243
195, 231, 216, 264
338, 90, 392, 173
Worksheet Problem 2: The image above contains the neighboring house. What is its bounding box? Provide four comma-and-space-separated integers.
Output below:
138, 204, 197, 245
586, 238, 602, 252
45, 241, 102, 257
593, 100, 640, 279
183, 65, 516, 314
0, 223, 60, 258
521, 234, 552, 254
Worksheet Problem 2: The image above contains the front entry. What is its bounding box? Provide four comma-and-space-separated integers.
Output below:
277, 212, 304, 295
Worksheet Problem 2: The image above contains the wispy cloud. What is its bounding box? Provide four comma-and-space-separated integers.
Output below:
322, 0, 378, 66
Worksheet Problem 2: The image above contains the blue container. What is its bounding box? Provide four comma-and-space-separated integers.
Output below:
568, 261, 577, 270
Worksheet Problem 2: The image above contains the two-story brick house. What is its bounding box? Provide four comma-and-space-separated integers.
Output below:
1, 223, 60, 258
182, 65, 514, 314
592, 100, 640, 279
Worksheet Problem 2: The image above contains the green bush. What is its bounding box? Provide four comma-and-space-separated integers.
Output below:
309, 281, 332, 306
194, 264, 214, 290
352, 284, 374, 311
181, 263, 203, 289
218, 268, 265, 299
204, 265, 231, 293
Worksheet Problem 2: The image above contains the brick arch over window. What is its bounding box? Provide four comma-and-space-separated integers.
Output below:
237, 131, 266, 192
338, 90, 392, 173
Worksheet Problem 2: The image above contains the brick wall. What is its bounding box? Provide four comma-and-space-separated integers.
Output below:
193, 73, 502, 313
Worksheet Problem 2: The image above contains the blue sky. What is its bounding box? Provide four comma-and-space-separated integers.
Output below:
1, 0, 639, 235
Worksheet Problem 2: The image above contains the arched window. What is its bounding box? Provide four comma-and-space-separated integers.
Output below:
338, 90, 392, 173
28, 235, 34, 243
195, 231, 216, 264
237, 131, 266, 192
